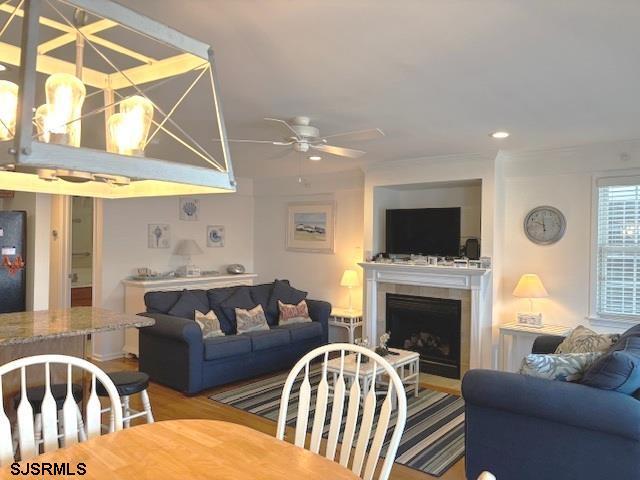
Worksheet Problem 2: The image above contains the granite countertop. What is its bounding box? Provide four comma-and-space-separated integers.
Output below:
0, 307, 155, 346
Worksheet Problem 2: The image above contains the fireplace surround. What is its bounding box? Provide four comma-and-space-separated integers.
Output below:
360, 261, 492, 371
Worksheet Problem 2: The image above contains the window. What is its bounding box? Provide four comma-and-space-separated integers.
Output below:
595, 178, 640, 318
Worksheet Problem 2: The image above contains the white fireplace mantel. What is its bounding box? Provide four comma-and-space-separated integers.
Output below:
359, 262, 492, 369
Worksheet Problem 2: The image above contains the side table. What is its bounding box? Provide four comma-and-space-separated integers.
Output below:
499, 322, 571, 372
329, 307, 363, 344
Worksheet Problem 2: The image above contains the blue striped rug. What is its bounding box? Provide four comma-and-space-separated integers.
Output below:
209, 369, 464, 477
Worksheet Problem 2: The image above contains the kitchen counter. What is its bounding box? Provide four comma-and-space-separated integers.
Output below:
0, 307, 154, 346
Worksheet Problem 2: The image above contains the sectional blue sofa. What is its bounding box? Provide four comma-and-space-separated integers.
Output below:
138, 279, 330, 394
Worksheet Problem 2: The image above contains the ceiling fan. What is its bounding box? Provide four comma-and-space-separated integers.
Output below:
215, 116, 384, 160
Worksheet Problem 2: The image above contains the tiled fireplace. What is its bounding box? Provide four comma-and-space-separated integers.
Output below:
360, 262, 492, 372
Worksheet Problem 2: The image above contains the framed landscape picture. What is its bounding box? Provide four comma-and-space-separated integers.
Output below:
286, 202, 335, 253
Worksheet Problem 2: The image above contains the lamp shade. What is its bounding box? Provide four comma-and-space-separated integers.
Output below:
340, 269, 359, 288
174, 239, 203, 256
513, 274, 548, 298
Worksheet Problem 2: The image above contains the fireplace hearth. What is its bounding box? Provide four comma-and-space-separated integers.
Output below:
386, 293, 461, 379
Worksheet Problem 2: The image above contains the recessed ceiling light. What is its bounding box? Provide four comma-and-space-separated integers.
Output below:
490, 131, 510, 139
309, 155, 322, 161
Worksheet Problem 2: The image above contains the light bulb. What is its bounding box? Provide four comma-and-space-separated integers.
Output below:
0, 80, 18, 141
107, 95, 153, 156
34, 104, 52, 143
45, 73, 86, 147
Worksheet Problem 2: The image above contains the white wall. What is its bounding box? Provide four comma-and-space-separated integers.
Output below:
2, 192, 51, 310
497, 140, 640, 331
94, 178, 255, 358
373, 181, 482, 253
253, 170, 364, 324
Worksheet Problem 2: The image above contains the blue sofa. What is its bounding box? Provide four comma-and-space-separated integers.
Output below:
462, 334, 640, 480
138, 280, 330, 394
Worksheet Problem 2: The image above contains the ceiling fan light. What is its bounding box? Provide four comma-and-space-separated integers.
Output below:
309, 155, 322, 161
490, 131, 510, 139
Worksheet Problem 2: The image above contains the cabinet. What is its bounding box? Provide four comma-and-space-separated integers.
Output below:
122, 273, 257, 356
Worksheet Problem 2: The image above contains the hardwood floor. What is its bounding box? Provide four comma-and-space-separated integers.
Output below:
98, 357, 465, 480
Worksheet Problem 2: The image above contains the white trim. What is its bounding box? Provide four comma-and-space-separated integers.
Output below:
90, 351, 125, 362
587, 315, 640, 332
596, 175, 640, 187
590, 175, 640, 320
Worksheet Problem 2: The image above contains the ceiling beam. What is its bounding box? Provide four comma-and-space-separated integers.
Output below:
107, 53, 206, 90
0, 5, 154, 65
0, 41, 106, 88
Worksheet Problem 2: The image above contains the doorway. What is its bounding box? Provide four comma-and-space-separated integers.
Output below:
70, 197, 93, 306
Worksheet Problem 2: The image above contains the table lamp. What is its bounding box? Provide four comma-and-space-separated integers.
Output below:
512, 273, 548, 327
340, 269, 359, 312
175, 239, 203, 277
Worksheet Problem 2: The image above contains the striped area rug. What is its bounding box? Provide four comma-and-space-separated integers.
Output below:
209, 369, 464, 477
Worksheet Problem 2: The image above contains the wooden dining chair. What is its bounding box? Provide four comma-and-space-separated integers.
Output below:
0, 354, 123, 464
276, 343, 408, 480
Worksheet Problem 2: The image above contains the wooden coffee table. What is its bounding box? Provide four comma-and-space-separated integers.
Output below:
326, 348, 420, 404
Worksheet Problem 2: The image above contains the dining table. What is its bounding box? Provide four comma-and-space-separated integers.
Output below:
1, 419, 361, 479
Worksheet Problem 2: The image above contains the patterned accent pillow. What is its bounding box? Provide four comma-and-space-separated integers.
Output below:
278, 299, 312, 325
236, 304, 270, 334
194, 310, 224, 339
520, 352, 603, 382
555, 325, 620, 354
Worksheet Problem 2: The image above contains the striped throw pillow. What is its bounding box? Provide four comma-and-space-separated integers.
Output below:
278, 300, 312, 325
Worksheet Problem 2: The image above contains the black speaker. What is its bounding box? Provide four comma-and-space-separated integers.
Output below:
465, 238, 480, 260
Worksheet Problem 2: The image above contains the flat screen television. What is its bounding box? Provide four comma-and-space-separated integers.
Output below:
385, 207, 461, 256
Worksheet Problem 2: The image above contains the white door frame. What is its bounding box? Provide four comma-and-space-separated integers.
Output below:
49, 196, 103, 310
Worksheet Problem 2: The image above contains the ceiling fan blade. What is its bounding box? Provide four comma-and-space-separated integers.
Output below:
320, 128, 384, 143
264, 117, 300, 139
212, 138, 291, 145
311, 144, 366, 158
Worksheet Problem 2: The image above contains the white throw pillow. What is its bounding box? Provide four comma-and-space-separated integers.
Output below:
194, 310, 225, 339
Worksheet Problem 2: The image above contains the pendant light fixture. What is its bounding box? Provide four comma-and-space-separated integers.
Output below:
0, 0, 235, 198
0, 80, 18, 141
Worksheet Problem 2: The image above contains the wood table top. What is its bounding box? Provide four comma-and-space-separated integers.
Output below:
2, 420, 360, 479
0, 307, 154, 345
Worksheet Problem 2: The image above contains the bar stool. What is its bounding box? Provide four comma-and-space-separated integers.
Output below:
11, 383, 86, 452
97, 371, 153, 429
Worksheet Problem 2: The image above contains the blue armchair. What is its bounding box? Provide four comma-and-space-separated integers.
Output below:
463, 335, 640, 480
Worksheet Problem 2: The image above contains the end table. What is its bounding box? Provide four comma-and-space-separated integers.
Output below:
329, 307, 363, 344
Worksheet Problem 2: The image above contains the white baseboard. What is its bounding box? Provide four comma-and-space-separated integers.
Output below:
91, 351, 125, 362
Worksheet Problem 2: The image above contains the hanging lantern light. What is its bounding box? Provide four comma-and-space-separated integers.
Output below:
0, 80, 18, 141
45, 73, 86, 147
107, 95, 154, 156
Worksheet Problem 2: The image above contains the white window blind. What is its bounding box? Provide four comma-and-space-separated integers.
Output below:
597, 180, 640, 317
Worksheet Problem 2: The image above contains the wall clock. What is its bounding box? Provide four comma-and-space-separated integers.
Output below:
523, 206, 566, 245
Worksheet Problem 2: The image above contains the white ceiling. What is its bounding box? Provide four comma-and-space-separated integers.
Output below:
119, 0, 640, 178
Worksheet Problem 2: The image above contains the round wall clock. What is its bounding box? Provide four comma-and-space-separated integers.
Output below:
523, 205, 567, 245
